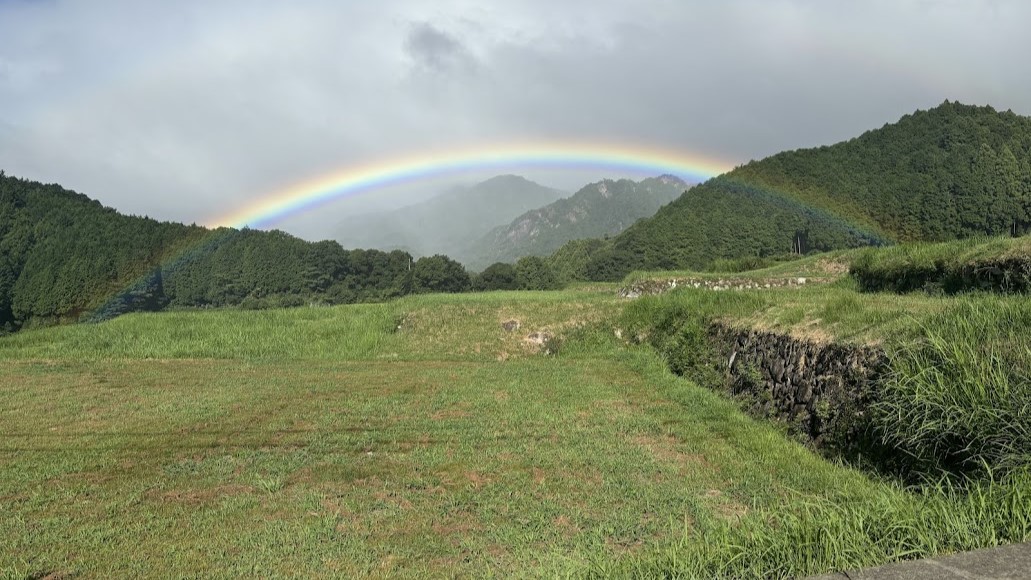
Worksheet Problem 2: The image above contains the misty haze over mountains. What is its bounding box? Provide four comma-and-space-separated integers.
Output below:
332, 173, 692, 269
334, 175, 566, 265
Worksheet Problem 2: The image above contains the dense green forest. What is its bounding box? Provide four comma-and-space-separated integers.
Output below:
574, 102, 1031, 280
467, 176, 688, 270
1, 173, 200, 330
0, 173, 481, 331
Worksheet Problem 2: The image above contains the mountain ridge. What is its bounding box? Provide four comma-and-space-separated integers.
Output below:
468, 175, 690, 270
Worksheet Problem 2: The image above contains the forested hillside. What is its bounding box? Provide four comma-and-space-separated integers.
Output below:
0, 173, 470, 331
0, 173, 199, 330
579, 102, 1031, 280
467, 175, 688, 270
336, 175, 566, 263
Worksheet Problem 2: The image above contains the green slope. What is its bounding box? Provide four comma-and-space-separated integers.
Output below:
581, 102, 1031, 280
0, 173, 205, 329
0, 173, 469, 331
467, 175, 689, 270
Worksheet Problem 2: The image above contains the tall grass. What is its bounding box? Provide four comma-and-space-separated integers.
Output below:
617, 290, 769, 384
623, 283, 1031, 481
608, 469, 1031, 579
850, 235, 1031, 294
876, 300, 1031, 475
704, 254, 796, 274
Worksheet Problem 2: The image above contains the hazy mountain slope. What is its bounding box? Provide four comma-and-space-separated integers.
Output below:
0, 173, 451, 330
467, 175, 689, 270
582, 102, 1031, 280
335, 175, 566, 260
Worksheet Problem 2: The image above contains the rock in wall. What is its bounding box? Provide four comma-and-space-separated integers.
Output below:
619, 276, 819, 298
708, 323, 888, 453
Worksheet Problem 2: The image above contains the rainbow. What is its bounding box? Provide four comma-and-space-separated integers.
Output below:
209, 141, 737, 229
87, 141, 735, 320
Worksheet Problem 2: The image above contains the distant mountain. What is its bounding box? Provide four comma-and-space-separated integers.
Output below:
335, 175, 566, 260
579, 101, 1031, 280
467, 175, 689, 270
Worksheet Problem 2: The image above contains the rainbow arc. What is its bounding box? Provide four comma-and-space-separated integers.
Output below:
90, 141, 736, 318
209, 141, 735, 229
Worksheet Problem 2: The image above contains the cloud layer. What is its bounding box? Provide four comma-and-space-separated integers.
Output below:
1, 0, 1028, 238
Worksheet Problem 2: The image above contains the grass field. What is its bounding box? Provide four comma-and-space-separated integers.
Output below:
2, 286, 1030, 578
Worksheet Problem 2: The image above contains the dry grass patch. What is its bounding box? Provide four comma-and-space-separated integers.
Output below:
631, 433, 710, 470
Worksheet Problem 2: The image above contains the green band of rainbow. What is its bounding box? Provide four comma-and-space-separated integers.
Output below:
89, 143, 734, 319
211, 142, 736, 229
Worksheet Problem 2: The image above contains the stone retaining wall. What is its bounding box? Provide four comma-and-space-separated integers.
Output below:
708, 323, 888, 452
619, 276, 823, 298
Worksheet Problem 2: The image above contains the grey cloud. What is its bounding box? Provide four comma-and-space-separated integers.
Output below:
404, 22, 476, 74
0, 0, 1029, 239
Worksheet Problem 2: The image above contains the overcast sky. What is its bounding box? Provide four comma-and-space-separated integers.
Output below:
1, 0, 1028, 239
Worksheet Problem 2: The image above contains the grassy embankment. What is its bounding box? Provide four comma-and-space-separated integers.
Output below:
2, 238, 1031, 578
849, 235, 1031, 293
612, 236, 1031, 576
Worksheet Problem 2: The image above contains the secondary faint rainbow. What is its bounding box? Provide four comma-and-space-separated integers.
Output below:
209, 141, 736, 229
86, 141, 734, 320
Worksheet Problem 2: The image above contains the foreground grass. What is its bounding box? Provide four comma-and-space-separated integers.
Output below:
610, 282, 1031, 575
0, 289, 871, 578
2, 286, 1029, 578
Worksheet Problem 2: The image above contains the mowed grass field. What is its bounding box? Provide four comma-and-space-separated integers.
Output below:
1, 288, 1025, 578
